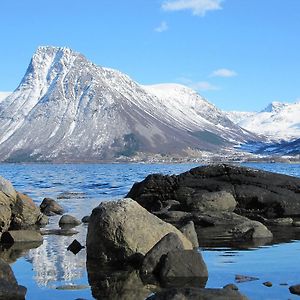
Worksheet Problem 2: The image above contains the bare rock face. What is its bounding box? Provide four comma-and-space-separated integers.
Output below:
86, 198, 192, 265
127, 164, 300, 218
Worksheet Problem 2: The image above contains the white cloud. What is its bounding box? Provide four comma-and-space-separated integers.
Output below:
162, 0, 223, 16
155, 21, 169, 33
179, 78, 219, 91
210, 68, 237, 78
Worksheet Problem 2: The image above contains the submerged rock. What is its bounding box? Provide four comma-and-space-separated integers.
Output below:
86, 198, 192, 265
0, 258, 27, 299
67, 239, 85, 255
289, 284, 300, 295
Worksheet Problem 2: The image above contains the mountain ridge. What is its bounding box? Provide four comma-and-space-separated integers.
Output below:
0, 46, 259, 162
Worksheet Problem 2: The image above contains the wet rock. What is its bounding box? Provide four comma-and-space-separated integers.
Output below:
162, 200, 181, 211
40, 198, 64, 216
263, 281, 272, 287
57, 192, 86, 199
11, 192, 43, 229
186, 191, 237, 213
235, 274, 259, 283
37, 214, 49, 226
230, 220, 273, 239
59, 214, 81, 226
67, 239, 85, 255
86, 198, 192, 265
158, 250, 208, 286
179, 221, 199, 248
147, 287, 249, 300
154, 211, 192, 225
81, 215, 90, 223
289, 284, 300, 295
266, 218, 293, 226
141, 232, 185, 277
127, 164, 300, 218
1, 230, 43, 244
223, 283, 239, 290
0, 258, 27, 299
40, 228, 79, 236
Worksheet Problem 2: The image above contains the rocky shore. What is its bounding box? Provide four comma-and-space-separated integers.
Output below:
1, 163, 300, 299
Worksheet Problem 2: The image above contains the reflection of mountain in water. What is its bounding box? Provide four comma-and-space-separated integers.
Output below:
26, 227, 87, 287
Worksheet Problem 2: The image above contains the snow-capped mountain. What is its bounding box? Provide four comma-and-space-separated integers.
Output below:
0, 46, 258, 162
224, 111, 256, 124
226, 101, 300, 141
0, 92, 11, 103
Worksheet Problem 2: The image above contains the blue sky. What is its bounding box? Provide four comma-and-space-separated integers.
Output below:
1, 0, 300, 111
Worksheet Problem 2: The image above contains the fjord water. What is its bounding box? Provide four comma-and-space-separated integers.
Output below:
1, 163, 300, 300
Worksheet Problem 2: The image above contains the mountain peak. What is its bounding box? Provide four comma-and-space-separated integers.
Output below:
261, 101, 288, 113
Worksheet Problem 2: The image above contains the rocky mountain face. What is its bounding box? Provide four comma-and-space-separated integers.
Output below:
0, 46, 258, 162
226, 101, 300, 142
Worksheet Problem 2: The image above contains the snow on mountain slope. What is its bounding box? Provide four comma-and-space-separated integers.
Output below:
0, 92, 11, 103
236, 101, 300, 141
226, 101, 300, 142
225, 111, 256, 124
0, 46, 259, 162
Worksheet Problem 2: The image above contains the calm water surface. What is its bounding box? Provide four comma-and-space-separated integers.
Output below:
0, 162, 300, 300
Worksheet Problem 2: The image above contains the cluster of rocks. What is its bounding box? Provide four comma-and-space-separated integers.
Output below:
0, 176, 83, 299
86, 198, 248, 299
126, 164, 300, 241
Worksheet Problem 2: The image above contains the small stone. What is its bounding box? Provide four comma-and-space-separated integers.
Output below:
40, 198, 64, 216
289, 284, 300, 295
263, 281, 272, 287
223, 283, 239, 290
235, 274, 259, 283
59, 214, 81, 226
67, 239, 85, 255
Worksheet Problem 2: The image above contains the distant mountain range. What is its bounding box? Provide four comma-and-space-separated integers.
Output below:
226, 101, 300, 142
0, 46, 258, 162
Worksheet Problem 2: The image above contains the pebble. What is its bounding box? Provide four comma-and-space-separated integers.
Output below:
263, 281, 272, 287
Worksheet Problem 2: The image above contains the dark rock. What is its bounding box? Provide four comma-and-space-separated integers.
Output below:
59, 214, 81, 227
86, 199, 192, 265
1, 230, 43, 244
127, 164, 300, 218
235, 274, 259, 283
40, 229, 79, 236
289, 284, 300, 295
67, 239, 85, 255
154, 211, 192, 225
158, 250, 208, 286
293, 220, 300, 227
40, 198, 64, 216
141, 232, 185, 277
263, 281, 272, 287
37, 214, 49, 226
179, 221, 199, 248
223, 283, 239, 290
186, 191, 237, 213
230, 220, 273, 239
147, 287, 249, 300
163, 200, 181, 211
0, 258, 27, 299
81, 215, 90, 223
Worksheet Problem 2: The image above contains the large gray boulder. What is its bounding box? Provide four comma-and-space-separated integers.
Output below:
127, 164, 300, 218
86, 198, 192, 265
0, 258, 27, 299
